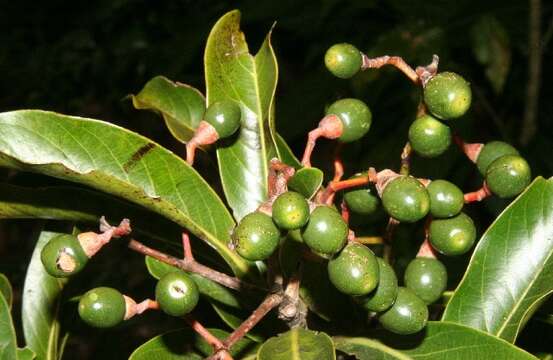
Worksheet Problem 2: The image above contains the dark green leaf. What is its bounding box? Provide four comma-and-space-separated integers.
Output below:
211, 303, 265, 342
275, 133, 301, 169
145, 256, 241, 308
334, 336, 412, 360
205, 10, 279, 220
131, 76, 206, 143
287, 167, 324, 199
22, 231, 69, 360
0, 284, 17, 360
17, 348, 36, 360
0, 274, 12, 310
0, 110, 251, 276
257, 328, 335, 360
371, 321, 537, 360
443, 177, 553, 342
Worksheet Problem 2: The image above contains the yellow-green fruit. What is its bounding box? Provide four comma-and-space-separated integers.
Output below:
485, 155, 531, 198
156, 271, 199, 317
326, 98, 372, 143
41, 234, 88, 278
302, 206, 348, 255
408, 115, 451, 158
379, 287, 428, 335
429, 213, 476, 256
404, 257, 447, 304
424, 72, 472, 120
327, 243, 379, 296
272, 191, 310, 230
358, 258, 399, 312
78, 287, 126, 328
324, 43, 362, 79
382, 176, 430, 223
233, 212, 281, 261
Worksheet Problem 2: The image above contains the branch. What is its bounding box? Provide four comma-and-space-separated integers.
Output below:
361, 55, 419, 83
464, 183, 492, 203
185, 315, 226, 351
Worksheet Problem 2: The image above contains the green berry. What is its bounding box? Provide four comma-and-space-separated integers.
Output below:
343, 175, 380, 215
486, 155, 531, 198
423, 72, 472, 120
358, 258, 399, 312
41, 234, 88, 278
78, 287, 126, 328
382, 176, 430, 223
328, 243, 379, 296
379, 287, 428, 335
427, 180, 464, 218
326, 98, 372, 143
204, 100, 241, 138
156, 271, 199, 317
476, 141, 519, 175
429, 212, 477, 256
324, 43, 362, 79
404, 257, 447, 304
408, 115, 451, 157
272, 191, 310, 230
233, 212, 280, 261
302, 206, 348, 255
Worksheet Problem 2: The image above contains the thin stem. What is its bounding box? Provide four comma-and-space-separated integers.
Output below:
185, 315, 226, 351
128, 239, 264, 291
301, 115, 343, 167
340, 201, 350, 224
361, 54, 419, 84
464, 183, 492, 203
400, 142, 412, 175
355, 236, 384, 245
182, 232, 194, 260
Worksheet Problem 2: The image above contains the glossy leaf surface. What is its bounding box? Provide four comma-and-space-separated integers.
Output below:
205, 10, 279, 220
257, 328, 335, 360
0, 110, 250, 276
131, 75, 206, 143
287, 167, 324, 199
0, 280, 16, 360
0, 274, 12, 310
443, 177, 553, 342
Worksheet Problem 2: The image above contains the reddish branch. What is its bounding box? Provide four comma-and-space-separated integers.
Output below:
301, 114, 343, 167
185, 315, 226, 351
362, 55, 419, 84
464, 183, 492, 203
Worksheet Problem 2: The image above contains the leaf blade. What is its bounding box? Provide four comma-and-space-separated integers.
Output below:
257, 328, 335, 360
0, 279, 17, 360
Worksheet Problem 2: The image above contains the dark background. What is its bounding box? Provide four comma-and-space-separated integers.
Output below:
1, 0, 552, 358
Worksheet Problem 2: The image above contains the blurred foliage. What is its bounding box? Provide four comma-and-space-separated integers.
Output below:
1, 0, 553, 358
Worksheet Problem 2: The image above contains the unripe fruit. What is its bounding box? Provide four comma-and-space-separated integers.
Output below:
476, 141, 519, 175
41, 234, 88, 278
408, 115, 451, 158
233, 212, 280, 261
485, 155, 531, 198
343, 175, 380, 215
379, 287, 428, 335
429, 212, 477, 256
78, 287, 126, 328
156, 271, 199, 317
358, 258, 399, 312
272, 191, 310, 230
204, 100, 241, 139
423, 72, 472, 120
382, 176, 430, 223
427, 179, 464, 218
328, 243, 379, 296
404, 257, 447, 304
324, 43, 362, 79
302, 206, 348, 255
326, 98, 372, 143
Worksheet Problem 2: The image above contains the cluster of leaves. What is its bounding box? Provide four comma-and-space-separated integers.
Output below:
0, 6, 553, 360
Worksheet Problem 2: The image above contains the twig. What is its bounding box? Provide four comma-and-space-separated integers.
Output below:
182, 232, 194, 260
361, 54, 419, 84
185, 315, 226, 351
521, 0, 542, 145
464, 183, 492, 203
127, 239, 264, 291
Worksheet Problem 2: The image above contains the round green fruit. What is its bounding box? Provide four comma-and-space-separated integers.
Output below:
272, 191, 310, 230
358, 258, 399, 312
233, 212, 280, 261
78, 287, 126, 328
204, 100, 241, 139
427, 179, 464, 218
156, 271, 199, 317
476, 141, 519, 175
404, 257, 447, 304
379, 287, 428, 335
343, 176, 380, 216
408, 115, 451, 158
328, 243, 379, 296
324, 43, 362, 79
423, 72, 472, 120
485, 155, 531, 198
382, 176, 430, 223
326, 98, 372, 143
41, 234, 88, 278
429, 212, 477, 256
302, 205, 348, 255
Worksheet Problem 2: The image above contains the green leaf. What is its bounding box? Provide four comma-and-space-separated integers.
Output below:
17, 348, 36, 360
205, 10, 279, 220
131, 76, 206, 143
0, 274, 12, 310
0, 183, 181, 241
275, 133, 301, 169
0, 110, 251, 276
371, 321, 537, 360
22, 231, 69, 360
287, 168, 324, 199
443, 177, 553, 342
0, 282, 17, 360
257, 328, 335, 360
194, 328, 257, 358
211, 304, 266, 342
334, 336, 412, 360
145, 256, 241, 308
